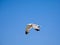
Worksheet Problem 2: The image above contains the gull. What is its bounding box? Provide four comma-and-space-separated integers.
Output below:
25, 23, 40, 34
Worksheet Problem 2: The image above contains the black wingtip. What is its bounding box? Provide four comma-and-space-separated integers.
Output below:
35, 29, 40, 31
25, 31, 28, 34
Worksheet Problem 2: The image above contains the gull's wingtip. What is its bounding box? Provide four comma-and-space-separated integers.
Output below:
25, 31, 29, 34
35, 29, 40, 31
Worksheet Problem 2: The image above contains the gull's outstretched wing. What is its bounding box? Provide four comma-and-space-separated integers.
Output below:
25, 24, 32, 34
32, 24, 40, 31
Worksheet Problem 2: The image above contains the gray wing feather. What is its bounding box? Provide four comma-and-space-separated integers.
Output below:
25, 25, 32, 34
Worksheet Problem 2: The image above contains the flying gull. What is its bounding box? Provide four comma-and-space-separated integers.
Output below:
25, 23, 40, 34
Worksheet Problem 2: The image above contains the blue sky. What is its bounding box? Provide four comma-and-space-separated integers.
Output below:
0, 0, 60, 45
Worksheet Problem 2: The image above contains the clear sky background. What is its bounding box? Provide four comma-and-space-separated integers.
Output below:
0, 0, 60, 45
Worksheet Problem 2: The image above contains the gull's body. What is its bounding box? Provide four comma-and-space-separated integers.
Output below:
25, 23, 40, 34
